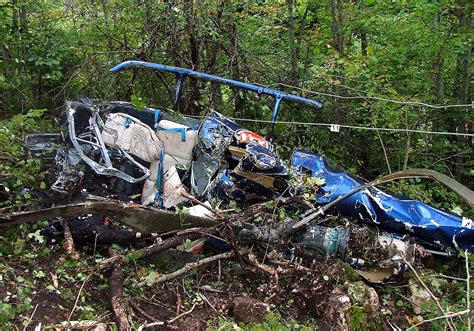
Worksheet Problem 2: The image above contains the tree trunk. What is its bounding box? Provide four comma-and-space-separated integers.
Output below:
65, 0, 72, 14
432, 22, 455, 131
20, 3, 27, 33
432, 8, 445, 110
402, 133, 411, 171
360, 31, 367, 56
37, 72, 43, 108
228, 22, 244, 116
337, 0, 344, 54
287, 0, 298, 82
433, 57, 444, 106
456, 47, 471, 113
330, 0, 338, 52
454, 6, 472, 118
184, 0, 201, 114
11, 0, 18, 32
452, 4, 472, 181
331, 0, 344, 55
296, 3, 310, 57
206, 2, 225, 111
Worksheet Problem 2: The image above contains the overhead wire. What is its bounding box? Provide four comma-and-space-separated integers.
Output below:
275, 82, 473, 109
126, 70, 472, 137
182, 115, 474, 137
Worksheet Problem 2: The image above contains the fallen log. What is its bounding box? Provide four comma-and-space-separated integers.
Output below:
61, 218, 80, 260
0, 199, 218, 233
109, 248, 131, 331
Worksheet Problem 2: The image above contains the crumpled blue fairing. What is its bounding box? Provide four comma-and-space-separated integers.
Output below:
291, 149, 474, 252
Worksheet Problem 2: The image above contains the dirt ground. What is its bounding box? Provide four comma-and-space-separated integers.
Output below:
0, 227, 431, 330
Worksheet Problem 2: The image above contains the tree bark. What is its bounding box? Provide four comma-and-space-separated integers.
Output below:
337, 0, 344, 54
454, 5, 472, 117
60, 218, 80, 260
288, 0, 298, 82
11, 0, 18, 32
20, 3, 27, 33
228, 22, 244, 116
360, 31, 367, 56
65, 0, 72, 14
331, 0, 344, 55
402, 133, 411, 171
452, 3, 472, 181
183, 0, 201, 114
108, 248, 130, 331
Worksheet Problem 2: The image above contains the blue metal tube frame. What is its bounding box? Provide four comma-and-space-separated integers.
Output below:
111, 61, 323, 133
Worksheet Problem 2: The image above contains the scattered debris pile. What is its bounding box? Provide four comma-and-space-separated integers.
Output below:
1, 61, 473, 329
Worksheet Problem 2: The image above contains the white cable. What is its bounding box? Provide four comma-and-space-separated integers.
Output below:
185, 115, 474, 137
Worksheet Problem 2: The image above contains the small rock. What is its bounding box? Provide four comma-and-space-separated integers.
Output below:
347, 281, 380, 312
232, 296, 270, 324
408, 279, 432, 314
323, 281, 381, 330
324, 288, 352, 330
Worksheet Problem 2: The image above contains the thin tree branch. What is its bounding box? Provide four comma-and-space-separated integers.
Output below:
408, 309, 470, 330
60, 218, 80, 260
137, 304, 196, 330
137, 251, 234, 288
402, 255, 456, 331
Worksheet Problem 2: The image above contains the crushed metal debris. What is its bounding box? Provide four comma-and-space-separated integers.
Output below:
1, 61, 473, 286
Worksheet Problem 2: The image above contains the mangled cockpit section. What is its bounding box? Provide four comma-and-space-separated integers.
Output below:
52, 100, 195, 205
190, 112, 289, 205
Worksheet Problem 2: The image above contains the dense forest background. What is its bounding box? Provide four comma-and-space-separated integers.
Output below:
0, 0, 472, 210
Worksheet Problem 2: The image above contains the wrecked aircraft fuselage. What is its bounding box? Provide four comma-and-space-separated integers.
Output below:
3, 61, 473, 277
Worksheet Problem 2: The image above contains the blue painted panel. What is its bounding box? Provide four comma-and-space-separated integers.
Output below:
291, 149, 474, 252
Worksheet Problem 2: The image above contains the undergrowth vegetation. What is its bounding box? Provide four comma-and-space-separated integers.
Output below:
0, 109, 53, 210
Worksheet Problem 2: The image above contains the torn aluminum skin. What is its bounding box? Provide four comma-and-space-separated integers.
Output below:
208, 169, 278, 204
291, 149, 474, 252
239, 143, 287, 176
190, 113, 236, 197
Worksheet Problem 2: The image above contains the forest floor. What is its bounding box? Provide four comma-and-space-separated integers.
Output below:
0, 220, 471, 330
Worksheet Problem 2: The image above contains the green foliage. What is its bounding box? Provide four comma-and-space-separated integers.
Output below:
209, 311, 316, 330
0, 222, 47, 257
60, 288, 74, 303
130, 95, 146, 111
0, 302, 16, 327
144, 271, 158, 287
0, 108, 52, 210
345, 305, 366, 331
